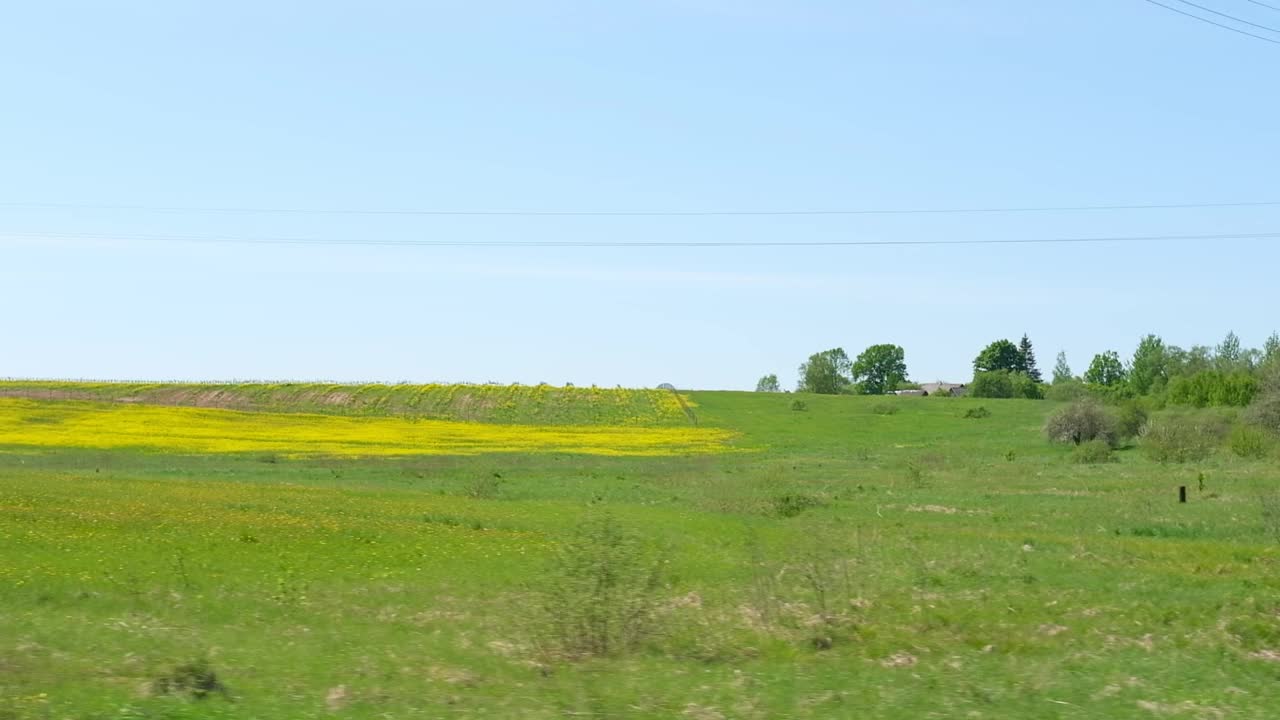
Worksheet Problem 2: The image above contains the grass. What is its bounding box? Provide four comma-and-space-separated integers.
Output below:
3, 387, 1280, 718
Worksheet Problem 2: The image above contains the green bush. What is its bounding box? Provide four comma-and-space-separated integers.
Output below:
1045, 379, 1093, 402
1072, 439, 1117, 464
1167, 371, 1259, 408
152, 658, 228, 700
772, 493, 825, 518
1044, 400, 1116, 446
1245, 392, 1280, 435
790, 399, 808, 412
871, 403, 899, 416
1114, 400, 1149, 441
534, 515, 665, 659
963, 406, 991, 419
1229, 425, 1271, 460
970, 371, 1042, 399
1140, 415, 1217, 463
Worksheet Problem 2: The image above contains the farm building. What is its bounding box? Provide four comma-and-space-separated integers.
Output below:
919, 382, 968, 397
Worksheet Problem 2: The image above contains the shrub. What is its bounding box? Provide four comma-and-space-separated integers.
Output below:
969, 371, 1012, 398
1245, 392, 1280, 435
772, 493, 824, 518
152, 659, 228, 700
970, 371, 1043, 399
1045, 379, 1092, 402
1044, 400, 1116, 446
1229, 425, 1271, 460
790, 399, 808, 412
1140, 415, 1217, 463
963, 406, 991, 419
1114, 400, 1149, 441
871, 403, 899, 416
1167, 371, 1260, 408
1072, 438, 1117, 464
534, 515, 664, 659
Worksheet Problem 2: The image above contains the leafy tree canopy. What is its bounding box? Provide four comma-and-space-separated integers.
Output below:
1084, 351, 1127, 387
1129, 334, 1168, 396
974, 339, 1021, 374
851, 344, 908, 395
755, 374, 781, 393
797, 348, 852, 395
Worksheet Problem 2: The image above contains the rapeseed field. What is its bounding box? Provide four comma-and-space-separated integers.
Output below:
0, 397, 732, 458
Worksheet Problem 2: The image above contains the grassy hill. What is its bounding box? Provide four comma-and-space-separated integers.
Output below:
2, 385, 1279, 718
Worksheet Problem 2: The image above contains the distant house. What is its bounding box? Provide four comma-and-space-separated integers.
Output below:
919, 382, 968, 397
891, 389, 927, 397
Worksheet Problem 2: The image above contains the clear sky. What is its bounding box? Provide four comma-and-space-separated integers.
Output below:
3, 1, 1278, 390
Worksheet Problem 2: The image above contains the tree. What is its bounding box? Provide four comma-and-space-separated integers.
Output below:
1017, 334, 1041, 382
851, 344, 907, 395
1085, 351, 1127, 387
974, 339, 1021, 374
1215, 331, 1242, 371
755, 374, 781, 393
1167, 344, 1212, 377
1264, 332, 1280, 366
796, 348, 852, 395
1129, 334, 1168, 395
1052, 351, 1073, 385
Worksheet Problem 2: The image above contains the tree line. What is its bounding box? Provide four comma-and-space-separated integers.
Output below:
757, 330, 1280, 410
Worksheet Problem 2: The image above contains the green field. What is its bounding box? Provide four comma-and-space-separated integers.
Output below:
3, 384, 1280, 719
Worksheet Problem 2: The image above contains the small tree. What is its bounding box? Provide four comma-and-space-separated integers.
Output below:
974, 339, 1021, 374
1263, 332, 1280, 367
755, 374, 781, 393
1044, 400, 1117, 446
851, 344, 907, 396
1052, 351, 1073, 385
797, 348, 852, 395
1215, 331, 1243, 371
1128, 334, 1168, 396
1085, 351, 1127, 387
1018, 334, 1042, 382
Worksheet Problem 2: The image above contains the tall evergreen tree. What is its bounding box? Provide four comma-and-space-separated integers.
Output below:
1052, 351, 1073, 384
1017, 334, 1041, 382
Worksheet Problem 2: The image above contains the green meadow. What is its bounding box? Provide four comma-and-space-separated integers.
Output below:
2, 384, 1279, 718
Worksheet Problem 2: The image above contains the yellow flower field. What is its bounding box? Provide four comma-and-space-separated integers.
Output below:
0, 398, 734, 457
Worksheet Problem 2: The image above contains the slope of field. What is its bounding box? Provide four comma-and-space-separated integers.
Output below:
0, 398, 732, 458
3, 387, 1280, 719
0, 380, 694, 425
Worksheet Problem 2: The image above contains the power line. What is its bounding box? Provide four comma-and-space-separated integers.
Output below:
5, 197, 1280, 218
1168, 0, 1280, 33
1243, 0, 1280, 12
1239, 0, 1280, 12
7, 229, 1280, 249
1141, 0, 1280, 44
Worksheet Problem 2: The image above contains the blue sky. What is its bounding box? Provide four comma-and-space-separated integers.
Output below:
3, 1, 1278, 389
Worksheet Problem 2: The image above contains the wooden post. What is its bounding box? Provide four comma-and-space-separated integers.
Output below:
1179, 486, 1187, 503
